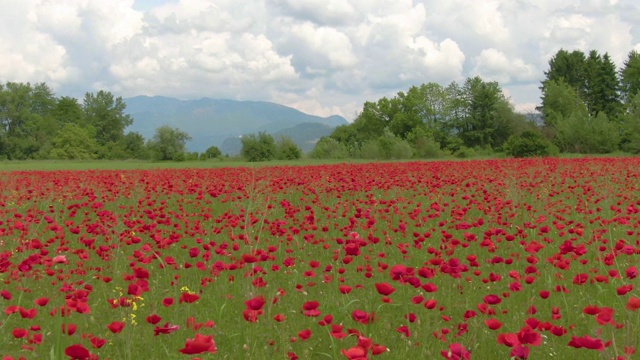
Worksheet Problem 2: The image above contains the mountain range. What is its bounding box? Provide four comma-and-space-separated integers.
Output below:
123, 96, 348, 154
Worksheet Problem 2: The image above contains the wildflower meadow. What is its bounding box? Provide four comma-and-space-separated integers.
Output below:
1, 158, 639, 359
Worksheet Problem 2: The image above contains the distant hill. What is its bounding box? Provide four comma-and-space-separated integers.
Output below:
123, 96, 348, 153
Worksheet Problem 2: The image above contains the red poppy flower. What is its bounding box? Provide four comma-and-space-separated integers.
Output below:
441, 342, 471, 360
146, 314, 162, 325
341, 346, 367, 360
568, 335, 605, 351
396, 325, 410, 337
374, 282, 395, 296
372, 344, 387, 355
485, 318, 502, 330
12, 328, 29, 338
65, 344, 91, 360
483, 294, 501, 305
180, 292, 200, 304
245, 296, 266, 311
154, 322, 180, 336
626, 297, 640, 311
421, 283, 438, 292
352, 309, 374, 324
179, 333, 217, 354
34, 297, 50, 306
517, 326, 541, 346
330, 324, 348, 339
107, 321, 125, 334
89, 337, 107, 349
298, 329, 312, 340
62, 323, 77, 335
302, 301, 321, 317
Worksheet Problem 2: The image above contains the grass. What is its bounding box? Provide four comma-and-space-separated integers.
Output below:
0, 158, 379, 172
1, 157, 639, 359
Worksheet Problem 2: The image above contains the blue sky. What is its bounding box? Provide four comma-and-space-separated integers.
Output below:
1, 0, 639, 119
132, 0, 168, 11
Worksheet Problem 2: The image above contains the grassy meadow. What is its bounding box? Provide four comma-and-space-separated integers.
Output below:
1, 157, 639, 359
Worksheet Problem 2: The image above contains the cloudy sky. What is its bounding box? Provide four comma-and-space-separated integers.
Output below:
1, 0, 639, 120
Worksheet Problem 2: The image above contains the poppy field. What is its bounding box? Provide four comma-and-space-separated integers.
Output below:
1, 158, 640, 360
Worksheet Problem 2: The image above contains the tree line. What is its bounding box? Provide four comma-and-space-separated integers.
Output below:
3, 48, 639, 162
0, 83, 215, 161
310, 49, 640, 159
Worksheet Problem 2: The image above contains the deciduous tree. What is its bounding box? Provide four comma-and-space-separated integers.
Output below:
148, 126, 192, 161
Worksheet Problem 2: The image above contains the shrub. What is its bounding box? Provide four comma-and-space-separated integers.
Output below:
202, 145, 222, 160
241, 132, 276, 162
310, 137, 348, 159
407, 128, 443, 158
505, 130, 557, 158
276, 136, 302, 160
357, 130, 413, 160
453, 146, 475, 158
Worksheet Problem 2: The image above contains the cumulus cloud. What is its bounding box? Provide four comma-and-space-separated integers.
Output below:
0, 0, 638, 119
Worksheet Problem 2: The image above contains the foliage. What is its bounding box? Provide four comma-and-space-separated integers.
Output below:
504, 130, 557, 157
49, 123, 98, 160
202, 145, 222, 160
82, 90, 133, 146
555, 111, 620, 154
241, 132, 276, 162
358, 128, 413, 160
275, 136, 302, 160
310, 137, 348, 159
333, 76, 526, 156
0, 82, 57, 159
406, 127, 443, 158
147, 125, 192, 161
540, 79, 586, 129
120, 132, 149, 159
620, 93, 640, 153
620, 50, 640, 103
541, 49, 622, 120
453, 146, 476, 158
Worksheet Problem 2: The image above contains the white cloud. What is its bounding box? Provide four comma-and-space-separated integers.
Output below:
0, 0, 639, 120
473, 48, 536, 84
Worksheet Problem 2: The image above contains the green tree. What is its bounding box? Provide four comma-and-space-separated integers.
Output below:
241, 132, 276, 162
556, 111, 619, 153
0, 82, 58, 159
358, 128, 413, 160
350, 97, 399, 142
54, 97, 84, 125
83, 90, 133, 147
310, 137, 348, 159
450, 76, 511, 149
202, 145, 222, 160
620, 93, 640, 153
540, 79, 586, 129
620, 50, 640, 103
389, 87, 427, 139
147, 125, 192, 161
504, 130, 557, 157
330, 124, 360, 147
49, 123, 98, 160
406, 126, 443, 158
584, 51, 622, 119
541, 49, 587, 97
121, 131, 148, 159
275, 136, 302, 160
